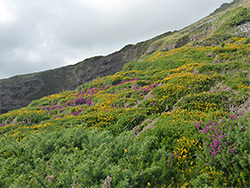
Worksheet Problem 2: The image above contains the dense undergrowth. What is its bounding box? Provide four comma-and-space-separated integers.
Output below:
1, 4, 250, 186
1, 35, 249, 187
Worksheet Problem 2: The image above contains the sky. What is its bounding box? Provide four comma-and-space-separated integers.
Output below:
0, 0, 233, 79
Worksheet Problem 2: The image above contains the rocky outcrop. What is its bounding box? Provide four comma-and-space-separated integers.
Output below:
235, 21, 250, 37
0, 43, 148, 114
0, 76, 44, 113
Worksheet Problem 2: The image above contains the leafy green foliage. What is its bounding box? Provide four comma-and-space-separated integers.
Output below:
1, 21, 250, 188
217, 7, 250, 32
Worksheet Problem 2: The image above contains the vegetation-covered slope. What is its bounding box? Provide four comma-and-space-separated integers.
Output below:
1, 5, 250, 188
1, 0, 249, 115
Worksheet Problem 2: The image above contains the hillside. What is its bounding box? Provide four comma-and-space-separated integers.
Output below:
1, 0, 250, 114
0, 43, 149, 114
1, 1, 250, 187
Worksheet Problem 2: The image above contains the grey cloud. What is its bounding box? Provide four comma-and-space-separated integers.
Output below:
0, 0, 233, 79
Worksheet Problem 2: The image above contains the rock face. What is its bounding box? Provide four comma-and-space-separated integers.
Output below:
235, 22, 250, 37
0, 43, 148, 114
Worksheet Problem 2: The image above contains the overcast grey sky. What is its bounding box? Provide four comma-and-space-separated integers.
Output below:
0, 0, 233, 79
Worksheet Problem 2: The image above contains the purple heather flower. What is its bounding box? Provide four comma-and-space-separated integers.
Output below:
170, 153, 176, 161
221, 133, 226, 139
196, 121, 202, 130
230, 114, 238, 121
217, 145, 222, 151
210, 144, 215, 148
211, 149, 216, 157
215, 131, 219, 136
230, 148, 235, 154
202, 129, 207, 133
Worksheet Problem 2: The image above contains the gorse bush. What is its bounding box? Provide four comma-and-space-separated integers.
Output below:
1, 24, 250, 187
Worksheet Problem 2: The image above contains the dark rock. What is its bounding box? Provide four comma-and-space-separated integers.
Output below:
0, 43, 147, 114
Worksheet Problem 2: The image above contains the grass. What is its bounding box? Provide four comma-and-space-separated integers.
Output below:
1, 34, 250, 187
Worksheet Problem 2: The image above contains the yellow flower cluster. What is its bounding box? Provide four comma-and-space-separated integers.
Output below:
224, 43, 242, 51
237, 84, 250, 90
93, 93, 120, 109
149, 46, 189, 62
1, 123, 16, 130
231, 37, 246, 43
1, 108, 46, 119
162, 72, 211, 85
194, 101, 218, 112
171, 137, 202, 186
6, 127, 26, 141
196, 46, 214, 52
169, 63, 200, 74
8, 129, 21, 137
32, 122, 52, 129
162, 73, 183, 83
163, 109, 203, 122
109, 73, 124, 83
175, 137, 198, 161
40, 93, 64, 101
220, 53, 229, 59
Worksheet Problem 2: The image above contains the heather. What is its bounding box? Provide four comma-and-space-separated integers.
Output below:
1, 34, 249, 187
